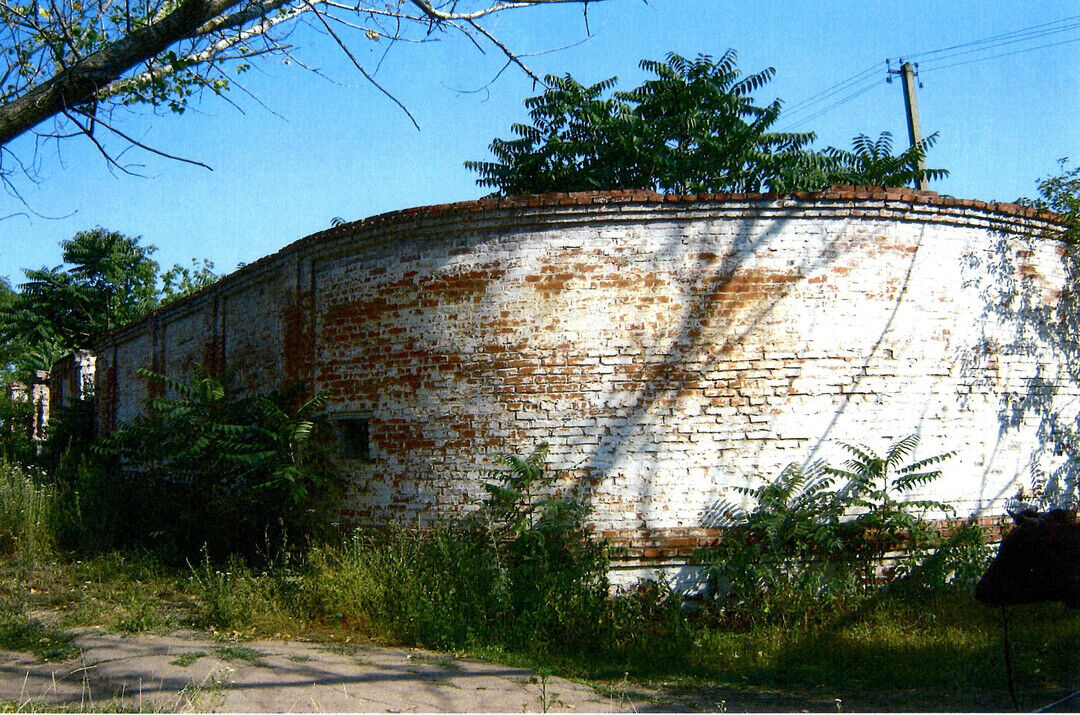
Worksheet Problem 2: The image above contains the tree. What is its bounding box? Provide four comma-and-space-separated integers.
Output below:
1021, 158, 1080, 237
0, 228, 218, 377
160, 258, 218, 304
813, 131, 947, 191
0, 278, 27, 376
0, 0, 595, 186
468, 51, 948, 196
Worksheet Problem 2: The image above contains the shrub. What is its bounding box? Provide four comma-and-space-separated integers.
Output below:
699, 460, 864, 627
0, 392, 33, 464
94, 366, 341, 562
697, 435, 984, 626
39, 397, 96, 478
475, 443, 611, 651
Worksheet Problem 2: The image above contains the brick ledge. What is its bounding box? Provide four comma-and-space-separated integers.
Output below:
601, 515, 1012, 566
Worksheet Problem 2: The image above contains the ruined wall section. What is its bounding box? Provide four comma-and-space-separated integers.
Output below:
93, 190, 1074, 553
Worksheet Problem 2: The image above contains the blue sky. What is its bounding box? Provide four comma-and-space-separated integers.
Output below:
1, 0, 1078, 283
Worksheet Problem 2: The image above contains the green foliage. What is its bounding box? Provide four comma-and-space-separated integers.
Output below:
623, 52, 813, 194
0, 229, 217, 387
474, 444, 613, 653
39, 397, 96, 477
0, 460, 57, 562
703, 461, 864, 627
827, 435, 956, 555
300, 443, 619, 654
468, 51, 947, 196
772, 131, 948, 193
0, 390, 32, 464
188, 443, 689, 665
466, 74, 631, 195
94, 366, 339, 561
0, 279, 28, 381
159, 259, 219, 305
1021, 158, 1080, 236
3, 230, 160, 372
0, 229, 157, 383
698, 435, 975, 627
818, 131, 948, 189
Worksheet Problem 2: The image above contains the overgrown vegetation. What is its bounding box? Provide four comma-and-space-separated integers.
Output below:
0, 229, 217, 382
81, 367, 341, 561
0, 459, 57, 562
0, 430, 1077, 708
695, 436, 986, 628
468, 51, 947, 196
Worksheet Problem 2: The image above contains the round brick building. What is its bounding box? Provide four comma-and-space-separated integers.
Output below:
92, 188, 1077, 566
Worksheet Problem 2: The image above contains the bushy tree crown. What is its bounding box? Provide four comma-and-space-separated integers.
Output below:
468, 51, 947, 196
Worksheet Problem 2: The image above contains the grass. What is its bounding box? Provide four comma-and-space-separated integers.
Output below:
0, 461, 57, 562
212, 645, 265, 664
411, 654, 462, 670
3, 547, 1075, 710
0, 612, 78, 661
0, 552, 187, 635
169, 650, 207, 667
0, 459, 1077, 710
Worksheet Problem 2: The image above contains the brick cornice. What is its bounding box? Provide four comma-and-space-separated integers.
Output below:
94, 186, 1069, 348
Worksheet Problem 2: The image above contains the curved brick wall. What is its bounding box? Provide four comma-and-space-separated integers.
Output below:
94, 188, 1076, 563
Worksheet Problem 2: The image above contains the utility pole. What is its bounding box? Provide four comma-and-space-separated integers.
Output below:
887, 59, 928, 191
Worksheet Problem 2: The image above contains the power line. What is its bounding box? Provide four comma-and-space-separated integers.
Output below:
919, 34, 1080, 74
782, 79, 885, 132
907, 14, 1080, 62
915, 20, 1080, 70
775, 14, 1080, 132
781, 63, 879, 118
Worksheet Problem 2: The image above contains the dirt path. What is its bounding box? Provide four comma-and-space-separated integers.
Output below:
0, 627, 1062, 712
0, 628, 648, 712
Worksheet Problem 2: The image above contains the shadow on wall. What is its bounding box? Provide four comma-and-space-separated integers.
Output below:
570, 213, 1075, 530
566, 213, 931, 529
566, 213, 794, 525
964, 228, 1080, 508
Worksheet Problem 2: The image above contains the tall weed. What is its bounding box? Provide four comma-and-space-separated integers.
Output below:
697, 435, 987, 627
0, 460, 57, 561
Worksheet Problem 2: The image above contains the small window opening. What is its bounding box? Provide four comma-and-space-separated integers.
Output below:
335, 416, 372, 461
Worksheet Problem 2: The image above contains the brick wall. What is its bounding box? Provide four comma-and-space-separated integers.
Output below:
93, 188, 1077, 564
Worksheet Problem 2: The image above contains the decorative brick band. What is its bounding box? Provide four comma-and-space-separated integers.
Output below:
601, 516, 1012, 566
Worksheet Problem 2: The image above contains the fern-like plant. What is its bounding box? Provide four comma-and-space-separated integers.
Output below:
480, 442, 588, 537
476, 443, 608, 646
95, 365, 338, 561
828, 434, 955, 554
697, 435, 961, 626
701, 461, 863, 626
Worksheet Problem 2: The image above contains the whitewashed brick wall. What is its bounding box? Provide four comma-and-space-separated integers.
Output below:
93, 189, 1077, 559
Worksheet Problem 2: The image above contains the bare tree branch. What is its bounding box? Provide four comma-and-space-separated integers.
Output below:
0, 0, 601, 179
304, 0, 418, 129
408, 0, 588, 22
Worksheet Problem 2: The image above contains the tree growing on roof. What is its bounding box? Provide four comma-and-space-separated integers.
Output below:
467, 50, 948, 196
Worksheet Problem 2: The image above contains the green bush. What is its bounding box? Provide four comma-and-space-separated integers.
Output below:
94, 366, 341, 562
0, 393, 33, 465
39, 397, 96, 478
697, 435, 987, 627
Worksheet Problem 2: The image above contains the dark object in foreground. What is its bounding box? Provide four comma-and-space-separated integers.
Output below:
976, 508, 1080, 608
